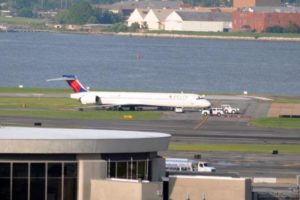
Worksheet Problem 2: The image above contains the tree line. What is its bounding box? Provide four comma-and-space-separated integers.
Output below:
266, 22, 300, 34
56, 1, 122, 24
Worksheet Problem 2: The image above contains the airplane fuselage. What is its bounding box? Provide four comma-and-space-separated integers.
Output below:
70, 91, 211, 109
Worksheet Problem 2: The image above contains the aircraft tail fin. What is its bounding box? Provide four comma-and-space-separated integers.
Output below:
47, 75, 87, 93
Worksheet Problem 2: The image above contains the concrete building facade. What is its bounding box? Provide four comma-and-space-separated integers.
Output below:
0, 127, 170, 200
127, 9, 149, 27
232, 7, 300, 32
165, 11, 232, 32
233, 0, 281, 8
143, 9, 173, 30
168, 175, 252, 200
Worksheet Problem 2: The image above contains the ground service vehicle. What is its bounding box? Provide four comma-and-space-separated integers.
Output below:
165, 158, 216, 172
201, 108, 224, 116
221, 104, 240, 114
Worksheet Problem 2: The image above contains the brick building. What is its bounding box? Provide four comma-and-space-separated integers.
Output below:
233, 0, 280, 8
232, 7, 300, 32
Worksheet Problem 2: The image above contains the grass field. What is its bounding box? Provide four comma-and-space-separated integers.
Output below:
0, 87, 70, 93
0, 96, 162, 120
169, 143, 300, 153
250, 117, 300, 129
0, 97, 78, 109
273, 97, 300, 104
0, 16, 46, 29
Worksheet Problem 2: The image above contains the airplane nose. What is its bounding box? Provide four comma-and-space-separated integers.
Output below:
204, 100, 211, 108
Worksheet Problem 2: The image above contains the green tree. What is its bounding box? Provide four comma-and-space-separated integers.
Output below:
284, 21, 299, 33
17, 8, 34, 17
87, 16, 98, 24
265, 25, 284, 33
66, 1, 94, 24
56, 10, 70, 24
15, 0, 39, 9
94, 8, 122, 24
128, 22, 140, 32
141, 22, 148, 30
109, 23, 128, 32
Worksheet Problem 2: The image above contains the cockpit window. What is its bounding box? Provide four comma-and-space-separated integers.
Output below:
196, 96, 203, 100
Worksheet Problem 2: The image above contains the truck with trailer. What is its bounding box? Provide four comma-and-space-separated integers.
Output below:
165, 158, 216, 172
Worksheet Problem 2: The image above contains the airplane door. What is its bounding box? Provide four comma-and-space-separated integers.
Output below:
95, 96, 102, 105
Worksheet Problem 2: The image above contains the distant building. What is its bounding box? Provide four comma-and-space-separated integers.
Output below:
143, 9, 173, 30
127, 8, 149, 26
165, 11, 232, 32
233, 0, 281, 8
0, 10, 12, 17
232, 7, 300, 32
94, 0, 183, 18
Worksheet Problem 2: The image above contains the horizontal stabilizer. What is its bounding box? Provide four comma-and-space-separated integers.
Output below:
47, 75, 77, 82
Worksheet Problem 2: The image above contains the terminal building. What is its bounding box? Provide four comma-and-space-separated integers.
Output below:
0, 127, 170, 200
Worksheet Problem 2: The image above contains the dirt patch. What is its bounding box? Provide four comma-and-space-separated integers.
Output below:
268, 103, 300, 117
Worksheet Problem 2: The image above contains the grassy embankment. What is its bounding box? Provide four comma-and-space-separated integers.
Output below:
273, 97, 300, 104
149, 30, 300, 39
250, 118, 300, 129
0, 16, 47, 29
169, 143, 300, 153
250, 96, 300, 129
0, 87, 162, 120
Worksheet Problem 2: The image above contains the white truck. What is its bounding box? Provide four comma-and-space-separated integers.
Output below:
201, 108, 224, 116
165, 158, 216, 172
221, 104, 240, 114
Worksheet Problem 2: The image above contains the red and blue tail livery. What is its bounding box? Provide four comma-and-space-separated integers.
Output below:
62, 75, 87, 93
47, 75, 87, 93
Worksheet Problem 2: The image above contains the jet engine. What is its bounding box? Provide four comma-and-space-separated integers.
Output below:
80, 95, 101, 104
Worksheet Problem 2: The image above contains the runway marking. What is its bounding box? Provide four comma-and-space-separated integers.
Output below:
193, 115, 208, 130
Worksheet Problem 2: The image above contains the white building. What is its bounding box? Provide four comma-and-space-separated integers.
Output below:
0, 126, 170, 200
143, 9, 173, 30
165, 11, 232, 32
127, 8, 149, 27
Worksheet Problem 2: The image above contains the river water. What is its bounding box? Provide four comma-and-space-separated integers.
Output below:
0, 32, 299, 96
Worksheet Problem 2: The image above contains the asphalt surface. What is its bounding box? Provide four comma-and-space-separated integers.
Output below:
1, 114, 300, 179
0, 93, 300, 198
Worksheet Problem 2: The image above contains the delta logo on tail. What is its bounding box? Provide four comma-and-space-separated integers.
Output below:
62, 75, 87, 93
47, 75, 87, 93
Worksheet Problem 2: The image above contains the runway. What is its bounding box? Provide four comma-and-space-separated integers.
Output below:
1, 115, 299, 144
0, 94, 299, 181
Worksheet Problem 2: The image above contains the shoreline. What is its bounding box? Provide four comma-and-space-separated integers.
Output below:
114, 32, 300, 42
2, 27, 300, 42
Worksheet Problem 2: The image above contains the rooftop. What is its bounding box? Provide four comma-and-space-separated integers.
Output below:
176, 11, 232, 21
0, 126, 169, 140
0, 127, 171, 154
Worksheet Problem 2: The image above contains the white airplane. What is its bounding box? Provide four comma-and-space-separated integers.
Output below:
47, 75, 211, 112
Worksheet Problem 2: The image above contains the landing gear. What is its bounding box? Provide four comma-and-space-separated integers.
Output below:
129, 106, 135, 111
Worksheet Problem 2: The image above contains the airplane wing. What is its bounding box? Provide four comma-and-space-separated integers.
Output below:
78, 103, 168, 111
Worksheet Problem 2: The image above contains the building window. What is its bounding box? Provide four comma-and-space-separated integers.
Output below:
13, 163, 28, 200
0, 163, 10, 200
107, 159, 151, 181
30, 163, 45, 200
63, 163, 77, 200
116, 162, 127, 179
0, 162, 77, 200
